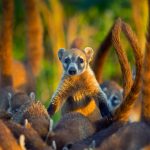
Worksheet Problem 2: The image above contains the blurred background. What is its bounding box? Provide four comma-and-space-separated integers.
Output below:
0, 0, 148, 122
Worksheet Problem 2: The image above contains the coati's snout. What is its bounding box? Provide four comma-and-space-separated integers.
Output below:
68, 67, 77, 75
58, 47, 93, 76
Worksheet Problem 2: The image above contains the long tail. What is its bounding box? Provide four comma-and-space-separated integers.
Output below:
141, 0, 150, 124
24, 0, 44, 77
0, 120, 22, 150
112, 19, 133, 99
113, 19, 143, 122
92, 25, 113, 83
0, 0, 14, 87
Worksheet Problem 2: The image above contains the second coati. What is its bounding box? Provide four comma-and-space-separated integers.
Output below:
47, 47, 111, 122
100, 81, 123, 113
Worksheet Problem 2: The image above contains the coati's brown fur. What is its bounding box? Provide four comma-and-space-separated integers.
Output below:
4, 120, 52, 150
100, 81, 123, 113
111, 19, 143, 122
47, 112, 96, 150
24, 0, 44, 77
7, 91, 51, 140
96, 122, 150, 150
47, 47, 111, 123
141, 0, 150, 124
92, 22, 133, 115
70, 121, 127, 150
0, 120, 22, 150
10, 92, 35, 123
70, 37, 124, 114
0, 0, 43, 93
0, 0, 13, 87
22, 101, 50, 140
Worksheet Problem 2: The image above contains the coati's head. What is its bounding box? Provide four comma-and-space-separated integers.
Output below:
8, 92, 35, 114
100, 81, 123, 113
58, 47, 93, 76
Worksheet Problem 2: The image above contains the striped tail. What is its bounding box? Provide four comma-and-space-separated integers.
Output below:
113, 19, 143, 122
141, 0, 150, 124
24, 0, 44, 77
0, 0, 14, 87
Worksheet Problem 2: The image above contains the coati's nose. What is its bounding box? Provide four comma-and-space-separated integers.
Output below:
68, 67, 77, 75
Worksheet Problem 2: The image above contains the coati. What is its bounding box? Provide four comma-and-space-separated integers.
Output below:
47, 47, 111, 122
9, 92, 35, 123
47, 112, 97, 150
100, 81, 123, 113
6, 90, 51, 140
141, 0, 150, 125
22, 101, 51, 140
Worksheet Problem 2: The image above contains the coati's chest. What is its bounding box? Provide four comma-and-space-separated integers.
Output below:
61, 71, 102, 121
61, 88, 101, 121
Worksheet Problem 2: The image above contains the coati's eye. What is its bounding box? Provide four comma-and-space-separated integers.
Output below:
111, 96, 120, 106
64, 57, 70, 63
79, 57, 84, 63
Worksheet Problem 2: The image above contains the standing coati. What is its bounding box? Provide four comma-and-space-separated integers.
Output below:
47, 47, 111, 122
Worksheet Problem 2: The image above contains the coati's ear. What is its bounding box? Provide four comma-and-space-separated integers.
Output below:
84, 47, 93, 61
120, 89, 123, 94
58, 48, 65, 60
29, 92, 35, 101
7, 92, 12, 107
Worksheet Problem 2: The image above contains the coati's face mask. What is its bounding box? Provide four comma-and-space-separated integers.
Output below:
58, 47, 93, 76
101, 83, 123, 112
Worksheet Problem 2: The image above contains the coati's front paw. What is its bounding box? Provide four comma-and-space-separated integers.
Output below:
99, 101, 113, 118
101, 107, 112, 118
47, 104, 56, 117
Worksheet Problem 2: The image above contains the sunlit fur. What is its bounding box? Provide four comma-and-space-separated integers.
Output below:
48, 47, 110, 123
